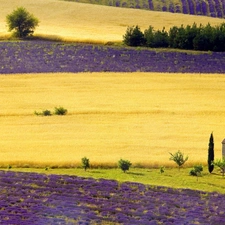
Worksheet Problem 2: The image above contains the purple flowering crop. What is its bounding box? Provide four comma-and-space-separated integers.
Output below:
0, 171, 225, 224
71, 0, 225, 18
1, 41, 225, 74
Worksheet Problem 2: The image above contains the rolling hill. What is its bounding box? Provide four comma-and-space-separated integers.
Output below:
64, 0, 225, 19
0, 0, 224, 43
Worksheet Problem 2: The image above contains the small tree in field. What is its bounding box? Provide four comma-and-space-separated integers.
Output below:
81, 157, 90, 171
213, 158, 225, 177
6, 7, 39, 38
118, 159, 132, 173
169, 150, 188, 170
189, 165, 203, 181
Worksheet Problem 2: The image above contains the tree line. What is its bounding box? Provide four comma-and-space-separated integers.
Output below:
123, 23, 225, 52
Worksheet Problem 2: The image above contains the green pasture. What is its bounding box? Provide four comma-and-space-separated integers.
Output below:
6, 166, 225, 194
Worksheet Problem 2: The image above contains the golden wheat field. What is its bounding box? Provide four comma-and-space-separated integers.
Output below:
0, 73, 224, 167
0, 0, 224, 43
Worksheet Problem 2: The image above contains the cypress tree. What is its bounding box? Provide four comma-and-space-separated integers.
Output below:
208, 132, 214, 173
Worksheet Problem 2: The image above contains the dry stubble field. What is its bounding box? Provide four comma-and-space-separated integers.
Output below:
1, 73, 224, 167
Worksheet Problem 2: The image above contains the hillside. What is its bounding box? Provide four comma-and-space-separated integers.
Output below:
64, 0, 225, 19
0, 0, 224, 43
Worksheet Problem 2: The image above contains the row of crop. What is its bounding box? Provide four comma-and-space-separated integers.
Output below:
149, 0, 225, 17
2, 41, 225, 73
64, 0, 225, 18
1, 170, 225, 224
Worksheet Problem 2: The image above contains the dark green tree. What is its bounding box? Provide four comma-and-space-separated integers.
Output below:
81, 157, 90, 171
118, 159, 132, 173
123, 25, 146, 46
6, 7, 39, 38
208, 132, 214, 173
144, 25, 155, 47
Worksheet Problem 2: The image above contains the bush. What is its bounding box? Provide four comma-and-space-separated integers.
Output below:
34, 109, 52, 116
169, 150, 188, 170
81, 157, 90, 171
54, 106, 68, 115
123, 25, 146, 47
189, 165, 203, 176
160, 166, 165, 174
6, 7, 39, 38
213, 158, 225, 177
42, 110, 52, 116
118, 159, 132, 173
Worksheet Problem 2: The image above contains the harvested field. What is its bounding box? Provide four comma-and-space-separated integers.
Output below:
0, 73, 224, 167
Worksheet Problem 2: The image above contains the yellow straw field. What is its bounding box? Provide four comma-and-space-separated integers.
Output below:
0, 0, 224, 43
0, 73, 224, 167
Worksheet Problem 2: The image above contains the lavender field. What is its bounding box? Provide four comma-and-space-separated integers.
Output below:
66, 0, 225, 18
1, 170, 225, 225
1, 41, 225, 74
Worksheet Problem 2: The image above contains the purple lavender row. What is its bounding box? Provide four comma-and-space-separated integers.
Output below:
149, 0, 225, 18
1, 41, 225, 74
65, 0, 225, 18
1, 170, 225, 224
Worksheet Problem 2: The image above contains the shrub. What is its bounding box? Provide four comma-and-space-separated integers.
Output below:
123, 25, 146, 47
34, 109, 52, 116
189, 165, 203, 176
54, 106, 67, 115
160, 166, 165, 174
169, 150, 188, 170
42, 110, 52, 116
6, 7, 39, 38
213, 158, 225, 177
81, 157, 90, 171
118, 159, 132, 173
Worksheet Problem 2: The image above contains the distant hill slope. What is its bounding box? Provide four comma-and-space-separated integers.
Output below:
64, 0, 225, 18
0, 0, 224, 43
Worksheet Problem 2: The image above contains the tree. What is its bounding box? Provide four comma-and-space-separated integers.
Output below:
144, 26, 169, 48
213, 158, 225, 177
169, 150, 188, 170
208, 132, 214, 173
118, 159, 132, 173
6, 7, 39, 38
123, 25, 146, 46
81, 157, 90, 171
